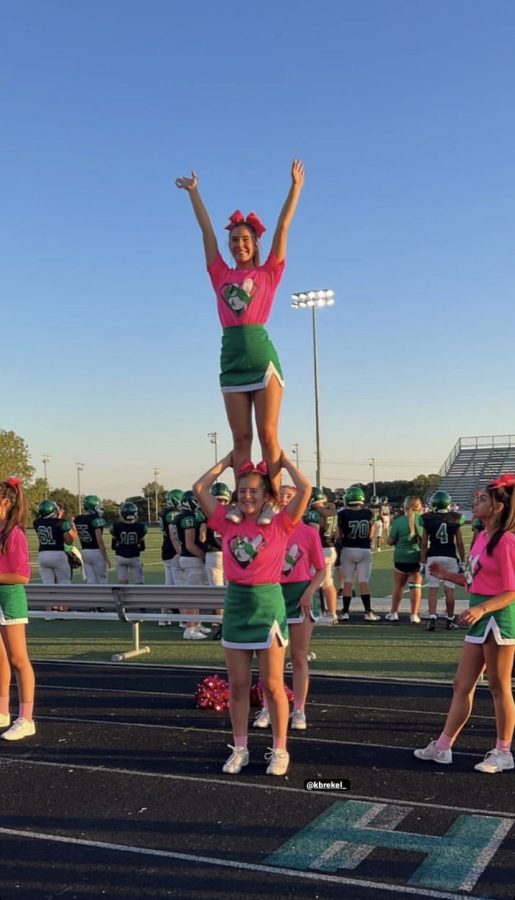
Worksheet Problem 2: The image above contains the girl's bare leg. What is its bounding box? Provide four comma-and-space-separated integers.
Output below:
441, 642, 485, 741
223, 392, 253, 475
483, 637, 515, 743
254, 377, 283, 493
257, 641, 288, 742
224, 647, 253, 737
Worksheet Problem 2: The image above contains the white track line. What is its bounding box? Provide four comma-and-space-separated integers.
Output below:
35, 683, 497, 722
0, 826, 495, 900
0, 759, 513, 820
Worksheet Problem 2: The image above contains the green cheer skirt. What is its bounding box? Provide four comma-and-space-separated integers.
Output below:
222, 582, 288, 649
220, 325, 284, 392
0, 583, 28, 624
281, 580, 315, 624
465, 593, 515, 645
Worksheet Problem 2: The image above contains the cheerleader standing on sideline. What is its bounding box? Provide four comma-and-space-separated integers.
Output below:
253, 484, 326, 732
0, 478, 36, 741
176, 161, 304, 498
414, 475, 515, 773
193, 451, 311, 776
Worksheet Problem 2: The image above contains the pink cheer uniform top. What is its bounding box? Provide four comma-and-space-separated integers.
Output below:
466, 529, 515, 645
280, 520, 326, 624
207, 502, 296, 649
206, 253, 286, 393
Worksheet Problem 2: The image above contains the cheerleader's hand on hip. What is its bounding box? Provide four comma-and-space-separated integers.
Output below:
175, 171, 198, 191
458, 606, 483, 627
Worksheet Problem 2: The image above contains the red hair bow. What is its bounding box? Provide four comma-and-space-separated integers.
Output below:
225, 210, 266, 238
237, 460, 269, 477
489, 473, 515, 489
5, 477, 22, 490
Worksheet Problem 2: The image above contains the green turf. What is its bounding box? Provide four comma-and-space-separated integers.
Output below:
27, 527, 471, 680
28, 619, 464, 681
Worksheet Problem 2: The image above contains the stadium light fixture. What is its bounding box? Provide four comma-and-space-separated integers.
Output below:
76, 462, 84, 514
42, 454, 51, 488
291, 289, 336, 487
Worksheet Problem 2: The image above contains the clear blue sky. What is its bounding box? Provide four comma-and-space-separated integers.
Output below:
3, 0, 515, 499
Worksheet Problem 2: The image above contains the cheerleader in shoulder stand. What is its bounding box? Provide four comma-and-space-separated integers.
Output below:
0, 479, 36, 741
414, 475, 515, 773
253, 484, 326, 732
194, 451, 311, 776
176, 161, 304, 521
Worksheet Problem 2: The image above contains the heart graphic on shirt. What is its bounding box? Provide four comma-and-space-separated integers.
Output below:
221, 277, 257, 314
230, 534, 265, 568
282, 543, 304, 575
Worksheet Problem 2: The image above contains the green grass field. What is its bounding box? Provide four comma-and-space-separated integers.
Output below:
26, 527, 469, 681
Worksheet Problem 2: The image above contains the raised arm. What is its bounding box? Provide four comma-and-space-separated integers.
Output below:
175, 171, 219, 266
271, 160, 305, 263
281, 451, 311, 524
193, 452, 233, 519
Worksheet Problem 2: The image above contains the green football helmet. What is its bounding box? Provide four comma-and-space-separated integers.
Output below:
165, 489, 183, 510
211, 482, 232, 502
345, 486, 365, 506
120, 501, 138, 522
310, 487, 327, 506
430, 490, 451, 511
181, 490, 198, 512
38, 499, 59, 519
83, 494, 104, 515
369, 494, 380, 506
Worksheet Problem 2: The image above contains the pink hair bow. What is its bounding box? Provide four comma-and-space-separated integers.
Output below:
237, 460, 269, 477
5, 477, 22, 490
225, 210, 266, 238
489, 473, 515, 489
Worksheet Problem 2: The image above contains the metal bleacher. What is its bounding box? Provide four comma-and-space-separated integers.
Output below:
436, 435, 515, 513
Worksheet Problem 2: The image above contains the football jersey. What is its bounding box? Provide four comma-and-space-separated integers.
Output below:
338, 507, 374, 549
75, 513, 106, 550
313, 503, 338, 548
176, 510, 207, 558
161, 510, 180, 561
110, 521, 147, 558
33, 516, 73, 552
422, 511, 463, 559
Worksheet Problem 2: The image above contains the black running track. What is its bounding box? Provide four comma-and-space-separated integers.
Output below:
1, 662, 513, 900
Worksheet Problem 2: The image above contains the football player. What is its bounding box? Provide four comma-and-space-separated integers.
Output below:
75, 495, 110, 583
421, 490, 466, 631
337, 486, 380, 621
33, 499, 77, 584
306, 488, 338, 624
176, 490, 209, 640
110, 502, 147, 585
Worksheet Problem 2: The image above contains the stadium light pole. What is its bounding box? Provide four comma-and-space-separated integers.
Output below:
291, 443, 299, 468
76, 463, 84, 514
42, 454, 51, 490
208, 432, 218, 464
368, 457, 376, 496
291, 289, 335, 488
153, 467, 160, 522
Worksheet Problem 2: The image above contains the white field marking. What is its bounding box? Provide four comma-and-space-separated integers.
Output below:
0, 826, 503, 900
32, 659, 475, 687
35, 683, 497, 722
460, 818, 514, 891
29, 712, 490, 761
1, 755, 514, 821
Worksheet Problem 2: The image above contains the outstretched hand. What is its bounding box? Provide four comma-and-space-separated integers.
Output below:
175, 171, 198, 191
291, 159, 305, 188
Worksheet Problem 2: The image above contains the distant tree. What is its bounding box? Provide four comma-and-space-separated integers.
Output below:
25, 478, 49, 520
0, 430, 35, 482
142, 481, 166, 520
126, 495, 151, 523
50, 487, 80, 519
102, 499, 121, 525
